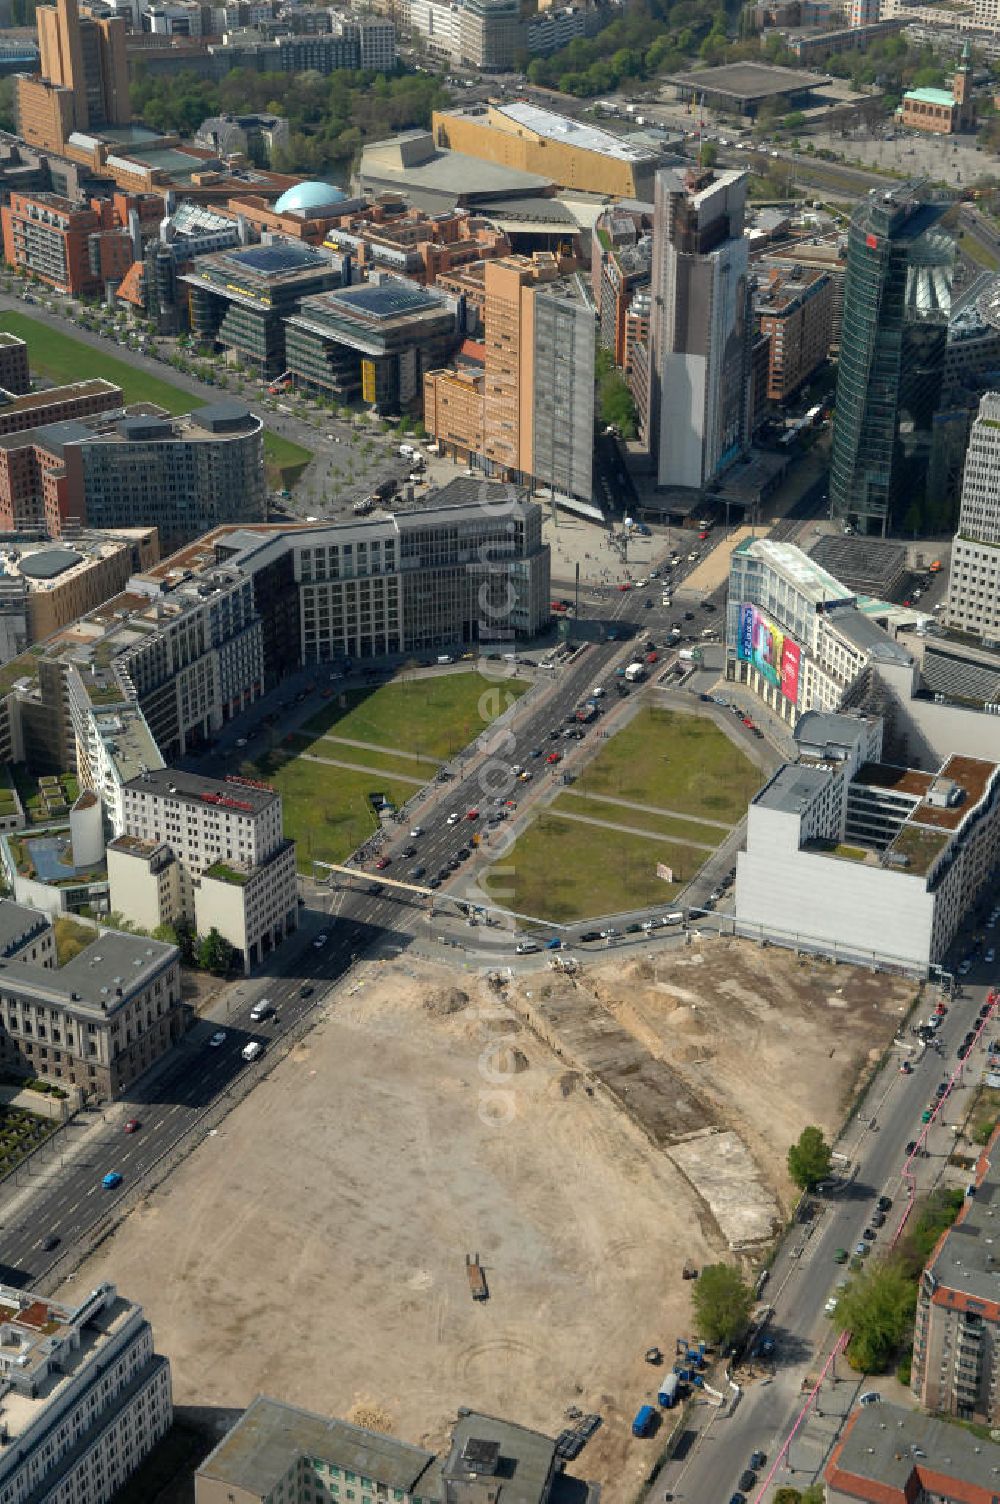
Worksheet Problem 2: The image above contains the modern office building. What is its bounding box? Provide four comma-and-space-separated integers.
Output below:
945, 390, 1000, 643
0, 530, 158, 650
735, 726, 1000, 974
0, 1279, 172, 1503
54, 402, 266, 547
649, 165, 752, 492
286, 275, 457, 413
592, 204, 653, 367
827, 1399, 1000, 1502
911, 1124, 1000, 1420
196, 1396, 599, 1504
182, 240, 342, 378
423, 254, 595, 501
15, 0, 130, 156
0, 899, 182, 1094
433, 100, 663, 199
109, 767, 298, 974
829, 185, 954, 533
754, 264, 833, 402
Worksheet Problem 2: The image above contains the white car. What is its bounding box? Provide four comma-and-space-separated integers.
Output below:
313, 933, 328, 948
409, 826, 424, 838
688, 551, 699, 561
515, 941, 539, 954
447, 812, 460, 825
824, 1296, 838, 1316
987, 948, 996, 964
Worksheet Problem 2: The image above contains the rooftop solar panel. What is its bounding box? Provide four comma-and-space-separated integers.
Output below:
229, 243, 327, 275
336, 281, 437, 317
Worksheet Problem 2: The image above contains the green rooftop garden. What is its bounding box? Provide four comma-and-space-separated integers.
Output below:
888, 822, 950, 877
204, 861, 250, 886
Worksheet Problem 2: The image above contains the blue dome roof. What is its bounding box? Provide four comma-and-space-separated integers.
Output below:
273, 181, 347, 215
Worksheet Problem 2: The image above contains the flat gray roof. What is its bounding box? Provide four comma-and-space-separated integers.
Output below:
197, 1396, 437, 1496
793, 710, 872, 756
0, 899, 49, 958
0, 922, 176, 1013
926, 1153, 1000, 1307
829, 1399, 1000, 1497
124, 768, 277, 815
755, 762, 833, 814
828, 605, 913, 665
443, 1411, 557, 1504
665, 61, 832, 100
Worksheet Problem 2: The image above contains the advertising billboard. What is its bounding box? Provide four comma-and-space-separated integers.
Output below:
737, 603, 802, 705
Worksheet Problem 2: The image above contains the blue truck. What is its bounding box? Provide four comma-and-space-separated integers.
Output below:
631, 1404, 656, 1438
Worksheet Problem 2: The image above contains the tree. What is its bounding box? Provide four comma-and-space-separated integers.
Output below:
691, 1262, 754, 1344
833, 1259, 917, 1372
801, 1489, 824, 1504
787, 1125, 832, 1190
773, 1491, 803, 1504
197, 927, 235, 975
700, 140, 718, 169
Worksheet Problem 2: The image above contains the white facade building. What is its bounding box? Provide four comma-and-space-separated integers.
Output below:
735, 715, 1000, 975
650, 166, 751, 491
108, 767, 297, 973
0, 1281, 171, 1504
946, 390, 1000, 645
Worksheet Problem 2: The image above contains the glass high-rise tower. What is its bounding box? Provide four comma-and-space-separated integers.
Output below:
830, 186, 953, 535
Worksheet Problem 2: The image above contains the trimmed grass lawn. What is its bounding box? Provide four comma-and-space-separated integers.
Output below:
573, 707, 762, 823
554, 790, 727, 847
289, 732, 433, 783
303, 673, 530, 762
0, 312, 312, 487
482, 811, 699, 923
244, 749, 416, 870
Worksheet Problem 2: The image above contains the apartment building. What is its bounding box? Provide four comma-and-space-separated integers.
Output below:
109, 767, 297, 973
946, 390, 1000, 643
0, 379, 123, 438
286, 276, 457, 413
754, 264, 833, 402
197, 1397, 598, 1504
0, 530, 159, 649
0, 1280, 172, 1504
0, 905, 182, 1094
592, 205, 652, 367
424, 255, 595, 501
826, 1400, 1000, 1502
319, 202, 509, 286
0, 191, 133, 296
736, 727, 1000, 974
911, 1125, 1000, 1419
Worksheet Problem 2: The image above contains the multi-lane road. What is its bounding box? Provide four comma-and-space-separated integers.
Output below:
657, 962, 998, 1504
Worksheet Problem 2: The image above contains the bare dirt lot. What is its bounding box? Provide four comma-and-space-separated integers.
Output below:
64, 942, 914, 1501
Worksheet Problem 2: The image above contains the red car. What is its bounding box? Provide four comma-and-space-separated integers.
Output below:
466, 808, 479, 820
742, 716, 754, 727
646, 651, 658, 663
375, 855, 390, 870
698, 529, 709, 540
546, 752, 561, 764
123, 1118, 141, 1134
618, 582, 631, 591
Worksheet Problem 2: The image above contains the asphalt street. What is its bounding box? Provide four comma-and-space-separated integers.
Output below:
657, 961, 999, 1504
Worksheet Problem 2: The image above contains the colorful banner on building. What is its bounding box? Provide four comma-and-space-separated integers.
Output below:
737, 603, 802, 705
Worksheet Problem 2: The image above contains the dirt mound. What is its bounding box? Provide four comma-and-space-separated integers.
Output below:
424, 986, 469, 1016
348, 1403, 393, 1432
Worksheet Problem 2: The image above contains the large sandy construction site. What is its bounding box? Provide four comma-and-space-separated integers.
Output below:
65, 940, 914, 1501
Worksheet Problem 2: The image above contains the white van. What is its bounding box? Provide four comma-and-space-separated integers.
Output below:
242, 1041, 263, 1063
437, 654, 454, 665
249, 999, 272, 1023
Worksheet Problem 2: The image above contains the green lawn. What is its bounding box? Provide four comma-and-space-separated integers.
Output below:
289, 732, 434, 783
0, 312, 312, 487
572, 707, 763, 824
53, 916, 96, 965
482, 811, 701, 923
554, 790, 727, 847
303, 673, 530, 762
241, 748, 417, 871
